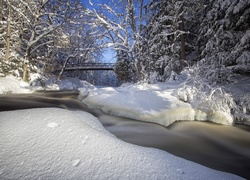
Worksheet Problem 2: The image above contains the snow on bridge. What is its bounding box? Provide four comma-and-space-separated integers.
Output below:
63, 63, 115, 71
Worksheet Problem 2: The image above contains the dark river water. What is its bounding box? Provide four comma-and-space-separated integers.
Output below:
0, 91, 250, 179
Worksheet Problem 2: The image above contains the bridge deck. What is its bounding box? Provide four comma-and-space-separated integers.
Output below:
55, 63, 115, 72
64, 66, 114, 71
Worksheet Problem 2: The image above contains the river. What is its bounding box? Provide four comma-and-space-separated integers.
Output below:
0, 91, 250, 179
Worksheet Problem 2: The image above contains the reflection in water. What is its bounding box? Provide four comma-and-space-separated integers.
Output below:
0, 92, 250, 179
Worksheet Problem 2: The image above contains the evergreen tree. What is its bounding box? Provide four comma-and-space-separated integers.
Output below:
0, 0, 26, 77
196, 0, 250, 84
142, 0, 187, 82
114, 50, 135, 82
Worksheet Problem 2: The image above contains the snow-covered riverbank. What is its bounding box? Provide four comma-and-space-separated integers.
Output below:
0, 74, 249, 179
0, 108, 243, 180
82, 82, 233, 127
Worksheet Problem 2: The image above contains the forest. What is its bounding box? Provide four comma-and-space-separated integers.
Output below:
0, 1, 250, 179
0, 0, 249, 85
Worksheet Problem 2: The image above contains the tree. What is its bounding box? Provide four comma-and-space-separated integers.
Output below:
19, 0, 81, 80
196, 0, 250, 84
0, 0, 25, 77
142, 0, 188, 82
87, 0, 147, 82
114, 49, 135, 82
0, 0, 2, 21
4, 0, 10, 62
0, 0, 73, 80
0, 0, 103, 82
52, 2, 104, 80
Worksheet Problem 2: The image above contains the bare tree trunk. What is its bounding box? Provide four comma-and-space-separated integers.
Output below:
137, 0, 146, 82
127, 0, 143, 81
22, 49, 31, 81
57, 53, 78, 80
21, 51, 32, 82
0, 0, 2, 21
5, 1, 11, 62
180, 14, 185, 70
18, 22, 24, 51
127, 0, 136, 39
139, 0, 144, 33
22, 63, 28, 81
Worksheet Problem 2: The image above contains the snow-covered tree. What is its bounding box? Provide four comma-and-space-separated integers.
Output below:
0, 0, 26, 77
196, 0, 250, 84
0, 0, 76, 80
87, 0, 147, 82
18, 0, 85, 81
0, 0, 103, 82
114, 49, 135, 82
179, 0, 250, 124
142, 0, 188, 82
47, 2, 103, 80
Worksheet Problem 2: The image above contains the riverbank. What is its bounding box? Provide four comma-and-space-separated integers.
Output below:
92, 106, 250, 179
0, 92, 249, 179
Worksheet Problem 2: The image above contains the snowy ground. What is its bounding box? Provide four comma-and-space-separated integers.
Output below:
81, 70, 250, 127
1, 73, 249, 127
0, 75, 32, 94
82, 82, 234, 127
0, 74, 248, 179
0, 73, 249, 128
0, 108, 242, 179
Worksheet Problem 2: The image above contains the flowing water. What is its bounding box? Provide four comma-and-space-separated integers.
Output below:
0, 91, 250, 179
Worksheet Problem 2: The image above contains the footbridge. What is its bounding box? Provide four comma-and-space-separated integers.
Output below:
57, 62, 115, 72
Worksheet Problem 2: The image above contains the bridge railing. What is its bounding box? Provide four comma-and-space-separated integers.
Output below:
66, 63, 115, 68
53, 62, 116, 72
53, 63, 116, 73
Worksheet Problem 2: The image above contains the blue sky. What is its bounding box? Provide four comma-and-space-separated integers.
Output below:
81, 0, 113, 9
103, 49, 116, 63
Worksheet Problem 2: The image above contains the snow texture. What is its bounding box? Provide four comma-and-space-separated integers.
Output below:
1, 73, 248, 127
0, 75, 31, 94
29, 73, 95, 91
0, 108, 242, 179
82, 78, 234, 127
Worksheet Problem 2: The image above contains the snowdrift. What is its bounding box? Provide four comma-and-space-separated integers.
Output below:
0, 75, 31, 94
82, 82, 233, 127
0, 108, 242, 179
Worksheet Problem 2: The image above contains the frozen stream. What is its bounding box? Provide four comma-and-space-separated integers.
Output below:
0, 91, 250, 179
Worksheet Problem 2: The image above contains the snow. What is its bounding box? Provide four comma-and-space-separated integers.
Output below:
0, 74, 249, 179
240, 30, 250, 45
83, 83, 191, 127
82, 73, 234, 127
1, 72, 248, 127
0, 75, 31, 94
29, 73, 95, 91
233, 0, 250, 14
0, 108, 242, 179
